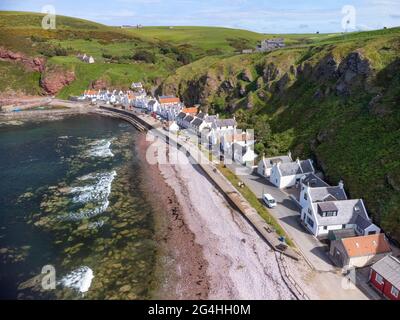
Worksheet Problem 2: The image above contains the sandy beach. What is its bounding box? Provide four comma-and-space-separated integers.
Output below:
137, 133, 295, 300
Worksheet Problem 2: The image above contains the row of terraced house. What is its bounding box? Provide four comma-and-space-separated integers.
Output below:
257, 153, 400, 300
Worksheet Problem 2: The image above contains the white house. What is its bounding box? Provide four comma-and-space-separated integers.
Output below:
158, 95, 182, 107
299, 178, 381, 238
269, 158, 315, 189
232, 143, 257, 165
208, 116, 237, 146
257, 152, 292, 177
83, 90, 99, 100
131, 82, 143, 90
77, 53, 95, 64
147, 99, 159, 112
167, 121, 180, 132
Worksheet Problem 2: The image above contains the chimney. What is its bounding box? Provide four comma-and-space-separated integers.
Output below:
288, 150, 292, 160
338, 180, 344, 189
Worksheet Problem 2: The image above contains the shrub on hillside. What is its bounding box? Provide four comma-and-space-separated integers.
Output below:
132, 50, 156, 64
39, 45, 69, 57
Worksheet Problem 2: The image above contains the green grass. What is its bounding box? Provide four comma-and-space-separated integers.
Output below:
0, 61, 43, 95
47, 56, 170, 99
0, 11, 106, 29
216, 164, 294, 246
126, 26, 265, 53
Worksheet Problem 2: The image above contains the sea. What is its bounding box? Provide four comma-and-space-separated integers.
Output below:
0, 114, 160, 299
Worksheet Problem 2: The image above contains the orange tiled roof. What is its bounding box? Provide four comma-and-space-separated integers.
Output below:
182, 107, 198, 114
342, 233, 391, 258
159, 97, 181, 104
86, 90, 97, 95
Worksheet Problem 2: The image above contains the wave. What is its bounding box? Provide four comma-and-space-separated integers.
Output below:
60, 266, 94, 294
87, 139, 114, 158
60, 171, 116, 222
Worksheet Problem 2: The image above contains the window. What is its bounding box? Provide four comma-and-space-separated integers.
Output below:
375, 273, 384, 285
304, 193, 308, 200
308, 208, 312, 215
342, 224, 346, 229
391, 286, 399, 298
306, 217, 314, 228
323, 226, 328, 230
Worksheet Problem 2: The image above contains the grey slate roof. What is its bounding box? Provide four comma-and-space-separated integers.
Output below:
183, 115, 194, 123
177, 112, 186, 119
191, 118, 204, 127
214, 118, 237, 128
302, 173, 329, 188
313, 199, 369, 227
279, 160, 314, 176
318, 202, 339, 212
355, 214, 373, 230
300, 160, 314, 174
371, 256, 400, 290
263, 155, 292, 169
158, 95, 176, 99
205, 115, 218, 123
309, 186, 348, 202
196, 112, 206, 119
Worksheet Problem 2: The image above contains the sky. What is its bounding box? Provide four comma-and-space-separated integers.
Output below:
1, 0, 399, 33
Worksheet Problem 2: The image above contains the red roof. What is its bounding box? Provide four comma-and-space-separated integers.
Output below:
159, 97, 180, 104
182, 107, 198, 114
342, 234, 391, 258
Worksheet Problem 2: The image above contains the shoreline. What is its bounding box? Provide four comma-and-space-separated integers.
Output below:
136, 131, 295, 300
135, 133, 210, 300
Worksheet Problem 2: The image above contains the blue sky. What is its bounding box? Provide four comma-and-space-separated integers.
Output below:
1, 0, 399, 33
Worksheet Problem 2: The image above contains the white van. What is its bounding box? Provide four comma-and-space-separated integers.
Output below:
263, 193, 277, 208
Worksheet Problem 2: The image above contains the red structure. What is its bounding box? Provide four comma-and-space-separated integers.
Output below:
369, 255, 400, 300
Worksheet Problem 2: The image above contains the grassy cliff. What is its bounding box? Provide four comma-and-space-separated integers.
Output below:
1, 11, 399, 242
0, 11, 281, 97
160, 27, 400, 242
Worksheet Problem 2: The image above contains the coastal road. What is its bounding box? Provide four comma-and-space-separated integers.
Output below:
103, 106, 371, 299
225, 162, 335, 273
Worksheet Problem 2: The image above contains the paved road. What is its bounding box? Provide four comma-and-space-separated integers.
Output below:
225, 161, 339, 273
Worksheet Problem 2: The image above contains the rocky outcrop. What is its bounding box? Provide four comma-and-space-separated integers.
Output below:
335, 51, 371, 96
91, 78, 110, 90
0, 47, 45, 72
312, 54, 339, 82
261, 62, 281, 83
40, 67, 75, 95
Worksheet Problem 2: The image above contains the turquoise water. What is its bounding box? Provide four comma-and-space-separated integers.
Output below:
0, 115, 158, 299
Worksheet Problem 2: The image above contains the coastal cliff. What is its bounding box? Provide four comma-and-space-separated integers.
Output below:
159, 33, 400, 242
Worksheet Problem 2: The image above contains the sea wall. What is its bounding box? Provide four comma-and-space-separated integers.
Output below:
0, 107, 91, 120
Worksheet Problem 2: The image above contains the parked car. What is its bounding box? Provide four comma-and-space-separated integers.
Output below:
262, 193, 276, 208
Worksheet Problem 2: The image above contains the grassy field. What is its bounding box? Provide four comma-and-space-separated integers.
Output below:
0, 10, 372, 99
161, 25, 400, 242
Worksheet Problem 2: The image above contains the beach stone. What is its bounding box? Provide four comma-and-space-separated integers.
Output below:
114, 222, 128, 228
119, 285, 131, 293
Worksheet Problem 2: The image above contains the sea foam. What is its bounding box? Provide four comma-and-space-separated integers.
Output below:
87, 139, 114, 158
62, 170, 116, 221
60, 266, 94, 293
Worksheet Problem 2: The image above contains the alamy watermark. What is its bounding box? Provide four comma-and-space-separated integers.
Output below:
41, 264, 56, 290
41, 5, 56, 30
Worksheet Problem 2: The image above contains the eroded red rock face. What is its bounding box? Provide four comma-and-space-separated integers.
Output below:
0, 47, 46, 72
91, 78, 109, 90
40, 68, 76, 95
